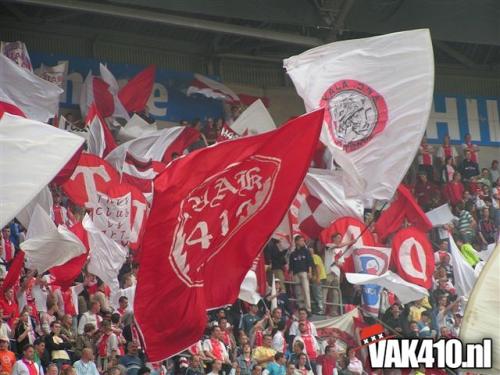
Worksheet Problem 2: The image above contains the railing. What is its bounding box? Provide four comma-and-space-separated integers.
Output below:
283, 279, 344, 316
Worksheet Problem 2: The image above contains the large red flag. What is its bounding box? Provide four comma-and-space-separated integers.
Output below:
391, 227, 435, 289
135, 110, 323, 361
118, 65, 156, 113
375, 185, 433, 243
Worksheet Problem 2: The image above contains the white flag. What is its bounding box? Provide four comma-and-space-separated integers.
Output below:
99, 63, 130, 120
84, 215, 128, 293
284, 29, 434, 200
16, 186, 53, 230
21, 205, 86, 273
426, 204, 456, 227
460, 245, 499, 373
448, 233, 476, 297
346, 271, 429, 305
35, 61, 68, 89
304, 168, 364, 223
87, 113, 107, 158
0, 54, 63, 122
230, 100, 276, 135
0, 114, 84, 228
117, 114, 158, 143
105, 126, 185, 171
238, 270, 261, 305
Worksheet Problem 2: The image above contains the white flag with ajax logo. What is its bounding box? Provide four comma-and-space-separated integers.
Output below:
284, 29, 434, 200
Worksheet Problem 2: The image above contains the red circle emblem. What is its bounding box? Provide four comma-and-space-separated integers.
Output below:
319, 79, 388, 152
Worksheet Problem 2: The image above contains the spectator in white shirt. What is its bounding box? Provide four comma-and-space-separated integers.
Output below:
73, 348, 99, 375
78, 301, 102, 335
12, 344, 44, 375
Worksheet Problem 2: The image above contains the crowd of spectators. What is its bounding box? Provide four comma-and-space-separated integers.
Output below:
0, 122, 498, 375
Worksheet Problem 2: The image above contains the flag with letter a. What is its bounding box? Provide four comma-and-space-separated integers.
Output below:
135, 110, 323, 361
284, 29, 434, 200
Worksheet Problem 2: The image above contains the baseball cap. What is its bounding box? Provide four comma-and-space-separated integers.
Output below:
0, 336, 9, 342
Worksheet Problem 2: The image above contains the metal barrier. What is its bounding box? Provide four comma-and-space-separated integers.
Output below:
283, 279, 344, 316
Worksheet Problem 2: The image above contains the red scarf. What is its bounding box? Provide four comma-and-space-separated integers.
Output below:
465, 142, 478, 163
131, 324, 142, 349
443, 145, 453, 158
320, 356, 336, 375
222, 332, 230, 347
420, 146, 432, 165
98, 333, 110, 357
254, 331, 263, 347
210, 338, 223, 360
3, 238, 12, 262
62, 290, 76, 316
302, 335, 317, 360
22, 359, 38, 375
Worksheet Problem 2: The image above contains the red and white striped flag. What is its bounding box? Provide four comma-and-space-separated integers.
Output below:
187, 73, 239, 103
121, 152, 166, 203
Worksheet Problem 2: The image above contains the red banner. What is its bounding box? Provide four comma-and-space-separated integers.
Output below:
391, 227, 435, 289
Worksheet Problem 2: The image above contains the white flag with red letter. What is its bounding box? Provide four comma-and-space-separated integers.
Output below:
35, 61, 68, 89
84, 215, 128, 293
284, 29, 434, 200
1, 41, 32, 71
0, 114, 83, 228
0, 54, 63, 122
135, 110, 323, 361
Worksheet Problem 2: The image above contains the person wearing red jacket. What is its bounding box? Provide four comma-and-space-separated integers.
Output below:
443, 172, 465, 206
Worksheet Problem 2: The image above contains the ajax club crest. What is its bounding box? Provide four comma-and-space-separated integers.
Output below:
320, 79, 388, 152
170, 155, 281, 287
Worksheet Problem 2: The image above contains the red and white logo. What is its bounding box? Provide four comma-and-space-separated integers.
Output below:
320, 79, 388, 152
170, 155, 281, 287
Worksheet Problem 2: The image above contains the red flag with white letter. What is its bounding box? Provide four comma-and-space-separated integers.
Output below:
135, 110, 323, 361
391, 227, 435, 289
61, 153, 120, 208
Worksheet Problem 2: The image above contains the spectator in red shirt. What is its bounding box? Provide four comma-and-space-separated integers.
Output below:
414, 172, 439, 211
0, 287, 19, 328
443, 172, 464, 206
